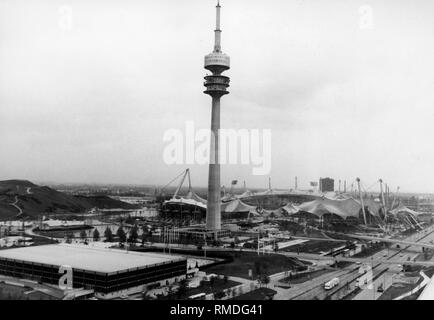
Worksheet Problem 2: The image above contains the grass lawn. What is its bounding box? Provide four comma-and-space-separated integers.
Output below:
0, 283, 57, 300
160, 278, 240, 300
0, 235, 58, 251
352, 246, 384, 258
231, 287, 277, 300
323, 232, 354, 240
204, 252, 307, 279
29, 235, 59, 246
283, 240, 344, 254
415, 251, 434, 262
378, 276, 423, 300
280, 269, 332, 284
422, 266, 434, 278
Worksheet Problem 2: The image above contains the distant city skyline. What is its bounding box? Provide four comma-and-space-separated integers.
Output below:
1, 0, 433, 194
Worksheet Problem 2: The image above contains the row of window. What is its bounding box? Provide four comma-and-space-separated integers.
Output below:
0, 259, 187, 294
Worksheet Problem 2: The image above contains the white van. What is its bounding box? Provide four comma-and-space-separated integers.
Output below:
188, 293, 206, 300
355, 277, 368, 288
324, 277, 340, 290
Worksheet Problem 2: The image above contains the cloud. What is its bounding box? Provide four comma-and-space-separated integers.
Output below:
0, 0, 433, 193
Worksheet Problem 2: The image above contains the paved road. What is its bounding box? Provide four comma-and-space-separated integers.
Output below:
277, 250, 434, 267
352, 226, 434, 300
342, 231, 434, 250
0, 274, 64, 299
10, 196, 22, 215
274, 267, 357, 300
271, 225, 434, 300
291, 236, 347, 243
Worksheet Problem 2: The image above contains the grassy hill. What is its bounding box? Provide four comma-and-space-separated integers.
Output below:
0, 180, 137, 219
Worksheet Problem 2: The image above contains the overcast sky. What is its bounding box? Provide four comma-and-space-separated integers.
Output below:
0, 0, 433, 193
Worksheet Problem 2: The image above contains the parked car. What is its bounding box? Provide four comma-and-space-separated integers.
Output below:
377, 284, 384, 292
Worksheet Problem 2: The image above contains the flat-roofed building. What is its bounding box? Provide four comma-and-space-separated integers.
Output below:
319, 177, 335, 193
0, 244, 187, 299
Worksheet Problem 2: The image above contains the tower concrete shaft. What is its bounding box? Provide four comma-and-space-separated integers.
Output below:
206, 97, 221, 230
204, 1, 230, 232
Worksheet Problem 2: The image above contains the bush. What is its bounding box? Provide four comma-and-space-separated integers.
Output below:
214, 291, 226, 299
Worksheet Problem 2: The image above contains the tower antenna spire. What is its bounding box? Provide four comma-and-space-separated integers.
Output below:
214, 0, 222, 52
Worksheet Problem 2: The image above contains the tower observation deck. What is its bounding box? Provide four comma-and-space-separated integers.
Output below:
204, 1, 230, 235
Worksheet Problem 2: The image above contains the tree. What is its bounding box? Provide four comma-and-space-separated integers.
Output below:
223, 275, 229, 284
167, 284, 175, 297
128, 225, 139, 244
177, 279, 188, 299
261, 275, 270, 287
141, 228, 150, 244
254, 261, 262, 277
79, 230, 87, 241
117, 226, 126, 243
257, 278, 262, 287
209, 276, 216, 287
104, 227, 113, 242
232, 287, 238, 297
93, 229, 100, 242
65, 232, 73, 244
214, 291, 226, 299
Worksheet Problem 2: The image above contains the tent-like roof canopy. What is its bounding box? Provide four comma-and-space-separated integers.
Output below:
262, 203, 301, 218
262, 208, 282, 217
237, 190, 255, 198
221, 198, 259, 216
184, 189, 207, 205
389, 204, 419, 216
281, 203, 300, 215
164, 197, 207, 209
221, 193, 236, 202
164, 188, 207, 209
254, 189, 290, 197
297, 197, 381, 219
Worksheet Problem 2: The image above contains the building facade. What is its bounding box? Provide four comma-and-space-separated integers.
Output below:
0, 245, 187, 299
319, 177, 335, 192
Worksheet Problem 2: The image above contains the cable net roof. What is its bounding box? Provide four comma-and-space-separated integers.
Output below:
389, 204, 419, 216
184, 189, 207, 205
221, 198, 259, 216
297, 197, 381, 218
237, 190, 255, 198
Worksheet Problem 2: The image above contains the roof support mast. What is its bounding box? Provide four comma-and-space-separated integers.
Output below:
357, 178, 368, 226
391, 186, 400, 211
173, 169, 189, 198
379, 179, 388, 226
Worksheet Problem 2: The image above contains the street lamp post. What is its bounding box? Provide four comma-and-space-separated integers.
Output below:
371, 256, 375, 300
204, 233, 207, 259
